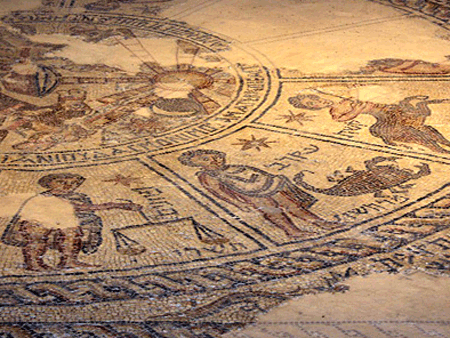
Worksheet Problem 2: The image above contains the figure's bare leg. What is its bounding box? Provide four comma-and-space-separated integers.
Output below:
290, 209, 341, 229
23, 243, 51, 271
260, 210, 314, 238
249, 197, 314, 238
58, 227, 97, 269
274, 191, 342, 230
54, 229, 68, 268
21, 224, 52, 271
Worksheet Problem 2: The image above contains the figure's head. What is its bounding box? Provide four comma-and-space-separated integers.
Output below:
38, 173, 85, 193
288, 94, 334, 110
178, 149, 226, 170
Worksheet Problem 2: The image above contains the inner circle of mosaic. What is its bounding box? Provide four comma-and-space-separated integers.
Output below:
0, 13, 269, 166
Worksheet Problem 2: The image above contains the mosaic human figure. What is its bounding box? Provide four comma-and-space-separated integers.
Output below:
178, 149, 340, 238
2, 173, 142, 271
0, 88, 102, 150
289, 93, 450, 153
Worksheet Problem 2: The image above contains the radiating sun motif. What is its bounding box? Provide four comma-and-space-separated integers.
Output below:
0, 27, 238, 150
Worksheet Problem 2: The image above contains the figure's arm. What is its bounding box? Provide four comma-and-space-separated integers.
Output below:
330, 99, 382, 122
198, 172, 250, 210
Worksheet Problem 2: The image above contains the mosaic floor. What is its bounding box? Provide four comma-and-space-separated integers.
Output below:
0, 0, 450, 336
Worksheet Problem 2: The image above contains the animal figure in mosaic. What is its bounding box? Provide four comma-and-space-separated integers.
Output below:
290, 93, 450, 153
179, 149, 341, 238
293, 156, 430, 197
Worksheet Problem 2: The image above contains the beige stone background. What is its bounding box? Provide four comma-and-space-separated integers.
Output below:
225, 272, 450, 337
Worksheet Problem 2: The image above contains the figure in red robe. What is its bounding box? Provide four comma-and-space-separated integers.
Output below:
178, 149, 339, 238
